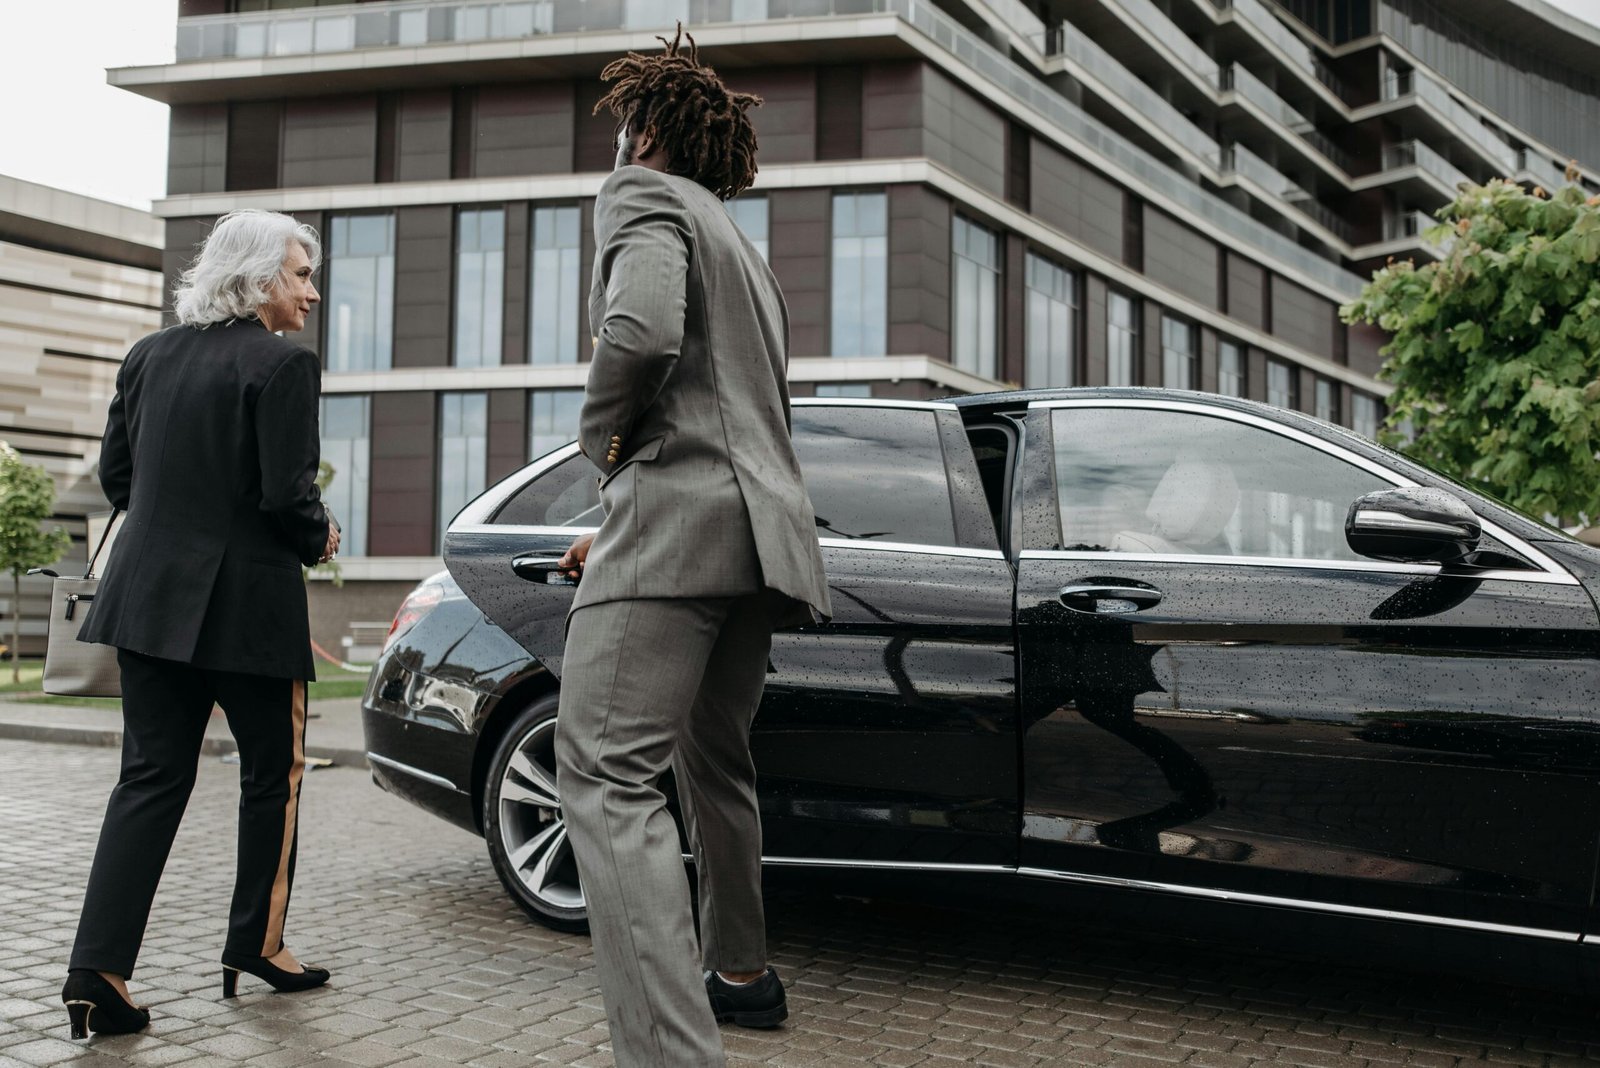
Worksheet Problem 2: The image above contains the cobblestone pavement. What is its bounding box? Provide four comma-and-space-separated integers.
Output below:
4, 738, 1600, 1068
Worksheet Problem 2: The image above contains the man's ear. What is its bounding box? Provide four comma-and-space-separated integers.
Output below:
634, 126, 659, 161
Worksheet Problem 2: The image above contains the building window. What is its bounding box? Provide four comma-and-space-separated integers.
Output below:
529, 389, 583, 459
1024, 253, 1077, 388
1314, 377, 1340, 424
318, 395, 369, 557
952, 216, 999, 379
438, 392, 488, 548
1107, 292, 1138, 386
1218, 341, 1246, 397
531, 205, 581, 365
454, 207, 505, 368
726, 196, 769, 261
814, 384, 872, 398
1160, 314, 1196, 390
830, 192, 887, 357
1352, 392, 1381, 439
1267, 359, 1297, 410
325, 214, 394, 373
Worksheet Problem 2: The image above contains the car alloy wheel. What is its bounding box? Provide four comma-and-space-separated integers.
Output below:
484, 699, 588, 931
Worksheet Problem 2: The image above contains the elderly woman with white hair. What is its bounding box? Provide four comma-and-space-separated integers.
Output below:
62, 209, 340, 1039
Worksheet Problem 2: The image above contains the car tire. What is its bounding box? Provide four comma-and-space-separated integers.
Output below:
483, 694, 589, 932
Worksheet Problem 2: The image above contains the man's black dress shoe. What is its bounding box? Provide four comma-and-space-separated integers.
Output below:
704, 966, 788, 1028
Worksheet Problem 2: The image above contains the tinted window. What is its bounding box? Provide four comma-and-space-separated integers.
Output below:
1050, 408, 1389, 562
493, 453, 602, 528
794, 407, 955, 546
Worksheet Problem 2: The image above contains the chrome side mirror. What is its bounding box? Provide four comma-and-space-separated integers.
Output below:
1345, 487, 1481, 564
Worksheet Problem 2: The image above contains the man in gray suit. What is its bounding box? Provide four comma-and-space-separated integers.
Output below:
553, 28, 831, 1068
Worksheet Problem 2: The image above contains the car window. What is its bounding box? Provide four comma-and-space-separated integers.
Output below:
492, 453, 602, 528
794, 407, 957, 546
1050, 407, 1390, 562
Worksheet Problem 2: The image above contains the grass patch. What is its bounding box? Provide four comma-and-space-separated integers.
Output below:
18, 695, 124, 710
308, 669, 372, 702
0, 660, 45, 694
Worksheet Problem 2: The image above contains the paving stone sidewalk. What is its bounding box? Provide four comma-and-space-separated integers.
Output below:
3, 738, 1600, 1067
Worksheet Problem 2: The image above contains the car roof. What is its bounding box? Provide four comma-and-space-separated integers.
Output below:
948, 385, 1307, 425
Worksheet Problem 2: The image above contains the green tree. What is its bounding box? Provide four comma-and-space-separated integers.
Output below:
0, 442, 71, 682
1342, 171, 1600, 524
308, 459, 342, 587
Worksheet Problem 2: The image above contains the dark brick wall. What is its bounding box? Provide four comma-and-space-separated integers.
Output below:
888, 184, 951, 361
816, 66, 864, 161
923, 67, 1006, 199
161, 216, 216, 327
395, 89, 452, 182
1271, 275, 1339, 362
862, 61, 923, 158
740, 69, 817, 164
393, 206, 453, 368
1144, 208, 1220, 310
282, 96, 377, 188
225, 101, 283, 191
474, 83, 575, 177
370, 391, 436, 556
1082, 275, 1108, 387
1347, 320, 1387, 378
1002, 234, 1026, 386
1225, 252, 1268, 331
168, 104, 227, 195
503, 202, 530, 364
770, 189, 830, 358
488, 388, 527, 482
1031, 139, 1125, 262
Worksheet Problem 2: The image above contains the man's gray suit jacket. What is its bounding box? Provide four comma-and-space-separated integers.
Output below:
573, 165, 831, 627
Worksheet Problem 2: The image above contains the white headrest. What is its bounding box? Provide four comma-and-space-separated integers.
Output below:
1146, 460, 1240, 544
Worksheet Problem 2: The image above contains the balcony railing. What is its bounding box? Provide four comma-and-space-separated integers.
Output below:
1381, 140, 1472, 193
1100, 0, 1220, 89
1223, 63, 1351, 173
1045, 22, 1221, 168
1381, 67, 1516, 174
1516, 148, 1569, 191
1220, 0, 1346, 101
1281, 186, 1353, 243
171, 0, 1365, 297
1221, 141, 1290, 194
1384, 209, 1438, 241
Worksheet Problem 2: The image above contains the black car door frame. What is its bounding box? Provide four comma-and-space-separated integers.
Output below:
1014, 396, 1600, 942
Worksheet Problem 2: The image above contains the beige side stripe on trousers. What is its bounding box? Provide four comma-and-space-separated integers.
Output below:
262, 679, 307, 955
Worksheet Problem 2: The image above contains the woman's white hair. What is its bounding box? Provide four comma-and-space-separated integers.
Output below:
172, 209, 322, 327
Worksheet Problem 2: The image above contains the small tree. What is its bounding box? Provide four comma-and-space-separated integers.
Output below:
0, 442, 71, 682
307, 460, 343, 587
1342, 170, 1600, 524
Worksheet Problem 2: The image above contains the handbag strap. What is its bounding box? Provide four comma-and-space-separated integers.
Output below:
85, 509, 121, 579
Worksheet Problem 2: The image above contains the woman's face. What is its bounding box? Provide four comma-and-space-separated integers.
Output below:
257, 241, 319, 333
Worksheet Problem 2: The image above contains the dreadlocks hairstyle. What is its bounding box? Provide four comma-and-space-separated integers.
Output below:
594, 25, 763, 200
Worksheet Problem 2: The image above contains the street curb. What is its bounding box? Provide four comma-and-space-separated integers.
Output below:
0, 720, 370, 769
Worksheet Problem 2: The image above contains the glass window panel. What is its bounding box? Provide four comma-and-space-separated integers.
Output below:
455, 208, 505, 369
1160, 314, 1195, 390
495, 453, 601, 528
1050, 407, 1389, 561
326, 213, 394, 373
318, 395, 369, 557
272, 18, 311, 54
792, 407, 956, 546
311, 13, 353, 51
726, 197, 769, 261
1352, 392, 1381, 439
438, 392, 488, 548
529, 389, 584, 460
1267, 359, 1297, 409
829, 193, 887, 357
1107, 293, 1138, 386
531, 206, 581, 365
952, 215, 999, 379
1218, 341, 1246, 397
1314, 377, 1340, 424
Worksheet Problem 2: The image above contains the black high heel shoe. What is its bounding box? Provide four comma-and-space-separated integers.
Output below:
219, 950, 330, 998
61, 969, 150, 1039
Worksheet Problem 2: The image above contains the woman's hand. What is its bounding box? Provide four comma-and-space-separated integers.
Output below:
558, 533, 594, 582
319, 525, 341, 564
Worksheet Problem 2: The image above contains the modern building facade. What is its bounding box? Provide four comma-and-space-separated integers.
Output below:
111, 0, 1600, 648
0, 175, 163, 656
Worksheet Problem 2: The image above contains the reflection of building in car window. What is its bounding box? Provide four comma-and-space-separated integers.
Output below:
1052, 408, 1388, 561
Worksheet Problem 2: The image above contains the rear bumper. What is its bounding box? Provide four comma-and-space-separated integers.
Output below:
361, 652, 483, 834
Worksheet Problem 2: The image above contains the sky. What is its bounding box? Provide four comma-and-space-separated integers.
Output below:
2, 0, 1599, 211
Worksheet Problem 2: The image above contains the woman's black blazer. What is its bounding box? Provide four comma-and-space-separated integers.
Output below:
79, 318, 329, 680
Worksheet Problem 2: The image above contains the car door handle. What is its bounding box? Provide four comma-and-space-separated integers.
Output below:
1059, 584, 1162, 614
512, 555, 577, 586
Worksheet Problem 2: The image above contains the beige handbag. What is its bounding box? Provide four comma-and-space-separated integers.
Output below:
30, 510, 122, 698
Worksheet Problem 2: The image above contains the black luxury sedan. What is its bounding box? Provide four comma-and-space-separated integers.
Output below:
361, 388, 1600, 980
